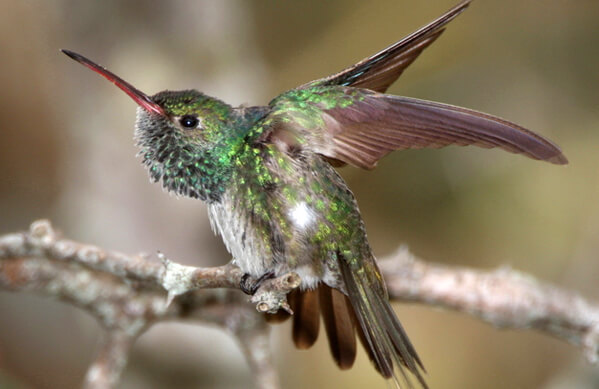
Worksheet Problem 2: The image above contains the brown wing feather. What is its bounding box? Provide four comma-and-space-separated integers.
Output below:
304, 0, 471, 92
319, 92, 568, 169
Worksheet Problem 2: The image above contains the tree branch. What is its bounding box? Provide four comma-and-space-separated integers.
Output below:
0, 220, 271, 388
379, 247, 599, 363
1, 220, 597, 388
84, 331, 135, 389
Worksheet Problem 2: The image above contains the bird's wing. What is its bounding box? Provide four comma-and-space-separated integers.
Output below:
300, 0, 471, 93
264, 86, 567, 169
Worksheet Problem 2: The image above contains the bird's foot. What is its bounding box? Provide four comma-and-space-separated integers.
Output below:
240, 271, 276, 295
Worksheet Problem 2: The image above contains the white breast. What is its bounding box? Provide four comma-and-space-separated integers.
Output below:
207, 198, 269, 277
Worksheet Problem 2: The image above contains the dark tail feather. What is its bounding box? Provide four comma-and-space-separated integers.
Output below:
287, 290, 320, 350
270, 287, 357, 369
290, 289, 321, 349
339, 258, 428, 388
352, 307, 393, 378
267, 282, 424, 386
319, 284, 357, 369
266, 289, 321, 347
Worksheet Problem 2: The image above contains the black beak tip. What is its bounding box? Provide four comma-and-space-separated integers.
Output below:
61, 49, 84, 63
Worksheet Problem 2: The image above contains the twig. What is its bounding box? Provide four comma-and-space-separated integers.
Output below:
84, 331, 135, 389
230, 314, 280, 389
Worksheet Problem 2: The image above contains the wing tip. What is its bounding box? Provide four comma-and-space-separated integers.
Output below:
547, 152, 569, 165
447, 0, 473, 18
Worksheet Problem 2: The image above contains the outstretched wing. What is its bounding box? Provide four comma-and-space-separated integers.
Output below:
301, 0, 471, 93
265, 86, 567, 169
263, 0, 566, 168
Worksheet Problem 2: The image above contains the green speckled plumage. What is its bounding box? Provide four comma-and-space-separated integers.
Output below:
135, 87, 376, 292
63, 1, 568, 387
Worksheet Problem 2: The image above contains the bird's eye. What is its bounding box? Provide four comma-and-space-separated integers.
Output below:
179, 115, 199, 129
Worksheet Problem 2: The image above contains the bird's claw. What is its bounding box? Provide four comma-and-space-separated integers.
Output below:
240, 271, 276, 295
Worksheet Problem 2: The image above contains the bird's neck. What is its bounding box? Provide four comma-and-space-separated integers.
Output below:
143, 106, 270, 203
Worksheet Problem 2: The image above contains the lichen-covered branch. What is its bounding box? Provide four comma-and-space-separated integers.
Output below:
1, 220, 597, 389
379, 246, 599, 363
84, 331, 135, 389
0, 220, 274, 388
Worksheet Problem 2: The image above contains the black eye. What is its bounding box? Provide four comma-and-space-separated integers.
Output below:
179, 115, 199, 129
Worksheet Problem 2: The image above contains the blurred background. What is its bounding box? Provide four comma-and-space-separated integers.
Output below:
1, 0, 598, 388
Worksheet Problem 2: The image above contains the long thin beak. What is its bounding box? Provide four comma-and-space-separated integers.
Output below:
61, 49, 165, 116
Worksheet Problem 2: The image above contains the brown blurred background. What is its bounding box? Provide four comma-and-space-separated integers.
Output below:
1, 1, 598, 388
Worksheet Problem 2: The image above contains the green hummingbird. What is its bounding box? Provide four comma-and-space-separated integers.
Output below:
62, 0, 567, 387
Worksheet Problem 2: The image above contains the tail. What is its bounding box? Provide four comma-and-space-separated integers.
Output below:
266, 262, 427, 387
339, 256, 427, 388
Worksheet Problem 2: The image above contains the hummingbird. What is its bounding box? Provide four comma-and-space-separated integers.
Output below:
62, 0, 567, 387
